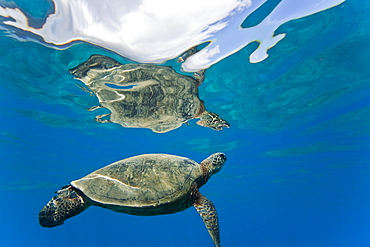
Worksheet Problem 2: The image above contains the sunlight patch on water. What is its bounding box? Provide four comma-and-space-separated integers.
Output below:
0, 0, 345, 71
305, 107, 370, 137
0, 179, 57, 190
15, 108, 115, 133
0, 131, 22, 144
186, 138, 240, 153
264, 141, 355, 157
271, 169, 310, 184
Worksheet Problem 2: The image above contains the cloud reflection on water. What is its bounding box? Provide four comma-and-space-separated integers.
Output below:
0, 0, 345, 71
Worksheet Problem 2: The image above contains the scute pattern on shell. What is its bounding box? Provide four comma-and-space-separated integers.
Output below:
71, 154, 203, 207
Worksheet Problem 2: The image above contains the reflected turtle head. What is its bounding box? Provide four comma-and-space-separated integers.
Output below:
196, 111, 230, 131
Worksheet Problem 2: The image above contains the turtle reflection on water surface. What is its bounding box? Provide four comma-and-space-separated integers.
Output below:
39, 153, 227, 247
70, 54, 229, 133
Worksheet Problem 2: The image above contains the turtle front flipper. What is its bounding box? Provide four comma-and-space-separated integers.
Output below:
193, 192, 220, 247
39, 185, 89, 228
196, 111, 230, 131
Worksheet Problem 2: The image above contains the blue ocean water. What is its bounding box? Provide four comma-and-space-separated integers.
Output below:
1, 1, 370, 247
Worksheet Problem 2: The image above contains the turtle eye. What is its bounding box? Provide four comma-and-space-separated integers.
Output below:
218, 153, 226, 160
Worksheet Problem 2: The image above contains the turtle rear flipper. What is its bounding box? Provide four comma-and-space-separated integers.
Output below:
177, 46, 198, 63
39, 186, 89, 228
69, 54, 121, 78
194, 192, 220, 247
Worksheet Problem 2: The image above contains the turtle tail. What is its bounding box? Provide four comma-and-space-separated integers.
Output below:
39, 185, 89, 227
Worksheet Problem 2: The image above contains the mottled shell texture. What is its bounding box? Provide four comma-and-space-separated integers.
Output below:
81, 64, 202, 133
71, 154, 203, 207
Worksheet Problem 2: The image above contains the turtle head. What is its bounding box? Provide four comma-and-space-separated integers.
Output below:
196, 111, 230, 131
201, 153, 227, 176
69, 54, 121, 79
39, 185, 88, 228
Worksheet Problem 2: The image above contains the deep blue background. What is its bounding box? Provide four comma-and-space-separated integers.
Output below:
1, 0, 370, 246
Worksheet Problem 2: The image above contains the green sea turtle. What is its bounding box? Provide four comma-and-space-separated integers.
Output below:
69, 54, 230, 133
39, 153, 226, 247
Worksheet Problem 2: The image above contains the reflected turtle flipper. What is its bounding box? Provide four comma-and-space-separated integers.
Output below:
95, 113, 112, 123
87, 105, 105, 111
